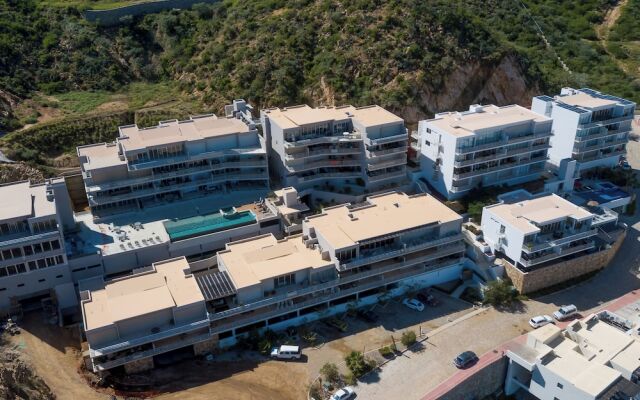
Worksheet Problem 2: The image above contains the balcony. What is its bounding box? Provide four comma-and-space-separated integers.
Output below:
578, 114, 634, 129
364, 133, 408, 146
341, 233, 464, 270
0, 229, 60, 248
366, 169, 406, 183
452, 155, 547, 180
455, 132, 552, 155
575, 127, 629, 142
520, 242, 596, 268
297, 171, 362, 183
367, 155, 406, 171
573, 137, 629, 152
573, 148, 626, 162
209, 250, 464, 329
127, 147, 265, 170
285, 147, 361, 161
454, 143, 549, 168
93, 331, 211, 371
90, 318, 210, 357
283, 133, 361, 148
366, 146, 407, 157
285, 159, 361, 173
522, 229, 597, 253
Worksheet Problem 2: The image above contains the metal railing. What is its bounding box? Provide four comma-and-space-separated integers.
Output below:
364, 133, 408, 146
90, 318, 210, 357
575, 128, 628, 142
522, 229, 597, 253
284, 133, 361, 148
210, 254, 464, 333
455, 132, 551, 155
0, 229, 60, 247
452, 155, 547, 180
578, 114, 634, 129
520, 242, 595, 267
93, 332, 212, 371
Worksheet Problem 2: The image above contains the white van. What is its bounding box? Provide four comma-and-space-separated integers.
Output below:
553, 304, 578, 321
270, 345, 301, 360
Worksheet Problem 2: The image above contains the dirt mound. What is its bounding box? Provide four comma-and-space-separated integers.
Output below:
0, 163, 46, 184
0, 347, 55, 400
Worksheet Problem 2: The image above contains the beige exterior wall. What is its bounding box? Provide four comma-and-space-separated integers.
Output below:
504, 232, 625, 294
193, 337, 218, 356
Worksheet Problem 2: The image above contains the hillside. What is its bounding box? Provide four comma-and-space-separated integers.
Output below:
0, 0, 638, 167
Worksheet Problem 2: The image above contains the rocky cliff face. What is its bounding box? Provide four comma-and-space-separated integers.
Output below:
0, 348, 55, 400
401, 54, 539, 124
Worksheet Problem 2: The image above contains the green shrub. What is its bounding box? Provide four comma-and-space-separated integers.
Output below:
401, 330, 417, 347
483, 279, 518, 306
320, 362, 340, 384
344, 351, 374, 377
378, 346, 395, 357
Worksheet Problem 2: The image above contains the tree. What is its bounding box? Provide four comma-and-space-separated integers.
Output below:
483, 279, 517, 306
401, 330, 417, 347
320, 362, 340, 384
344, 351, 374, 377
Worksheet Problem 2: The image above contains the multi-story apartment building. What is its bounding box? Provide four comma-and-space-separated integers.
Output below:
418, 104, 552, 200
505, 312, 640, 399
82, 191, 470, 373
81, 257, 213, 373
261, 105, 408, 193
0, 178, 76, 313
78, 100, 269, 218
481, 193, 617, 270
531, 88, 636, 171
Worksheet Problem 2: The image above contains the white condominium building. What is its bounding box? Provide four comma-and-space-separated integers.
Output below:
418, 104, 552, 200
505, 312, 640, 399
0, 178, 75, 313
81, 257, 211, 373
481, 193, 617, 270
261, 104, 408, 193
531, 88, 636, 171
78, 100, 268, 218
81, 191, 468, 373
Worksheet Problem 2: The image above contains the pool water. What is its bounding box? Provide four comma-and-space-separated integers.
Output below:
164, 210, 257, 241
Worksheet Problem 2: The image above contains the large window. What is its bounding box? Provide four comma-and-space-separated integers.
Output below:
274, 273, 296, 289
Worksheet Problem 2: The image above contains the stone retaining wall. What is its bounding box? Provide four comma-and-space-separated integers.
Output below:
504, 232, 626, 294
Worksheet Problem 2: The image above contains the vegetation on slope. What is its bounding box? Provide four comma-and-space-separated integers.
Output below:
0, 0, 638, 169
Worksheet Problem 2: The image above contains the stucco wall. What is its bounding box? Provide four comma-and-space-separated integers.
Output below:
504, 232, 625, 294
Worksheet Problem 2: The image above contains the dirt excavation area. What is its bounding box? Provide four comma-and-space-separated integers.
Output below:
9, 313, 307, 400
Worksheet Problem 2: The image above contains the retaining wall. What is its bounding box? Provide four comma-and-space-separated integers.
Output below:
437, 356, 507, 400
504, 232, 626, 294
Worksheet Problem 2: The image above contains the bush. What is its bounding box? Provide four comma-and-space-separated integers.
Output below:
483, 279, 518, 306
401, 330, 417, 347
344, 351, 374, 377
320, 362, 340, 384
378, 345, 395, 357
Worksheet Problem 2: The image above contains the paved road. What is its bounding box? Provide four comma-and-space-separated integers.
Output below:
355, 143, 640, 400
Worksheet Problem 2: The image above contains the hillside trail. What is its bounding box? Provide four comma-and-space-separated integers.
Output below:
596, 0, 630, 74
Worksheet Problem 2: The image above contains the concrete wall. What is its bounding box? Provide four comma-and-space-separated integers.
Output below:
437, 356, 508, 400
84, 0, 220, 26
504, 232, 625, 294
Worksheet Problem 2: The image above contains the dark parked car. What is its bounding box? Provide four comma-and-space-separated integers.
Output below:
453, 351, 478, 368
357, 309, 379, 323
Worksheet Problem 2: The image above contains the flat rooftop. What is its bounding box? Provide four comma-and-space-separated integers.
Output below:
119, 115, 252, 152
305, 192, 461, 249
81, 257, 204, 331
428, 104, 550, 138
218, 234, 334, 289
67, 194, 274, 258
558, 92, 618, 109
486, 193, 593, 234
263, 104, 402, 130
77, 143, 125, 171
0, 180, 56, 221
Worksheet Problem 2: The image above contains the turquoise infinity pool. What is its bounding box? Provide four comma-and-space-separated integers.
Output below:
164, 210, 257, 241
